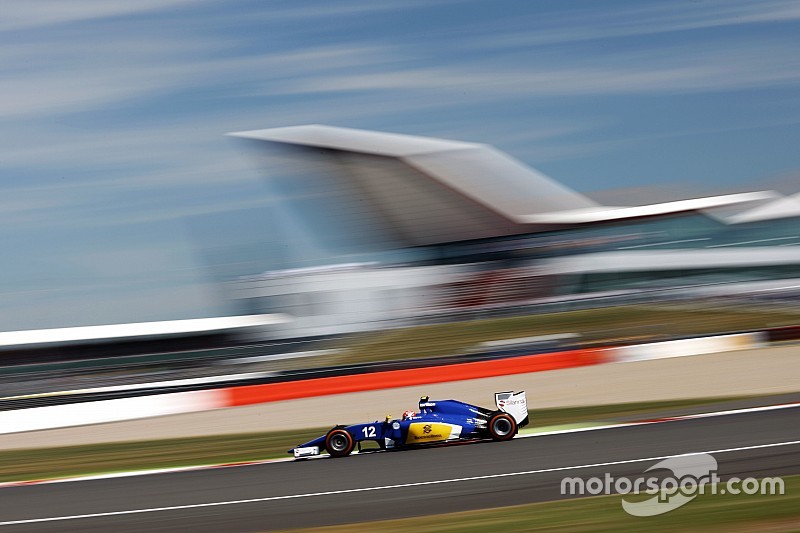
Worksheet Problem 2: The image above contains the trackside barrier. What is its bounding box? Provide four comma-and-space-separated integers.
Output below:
0, 391, 225, 435
221, 348, 609, 407
608, 332, 765, 363
765, 325, 800, 343
0, 349, 607, 435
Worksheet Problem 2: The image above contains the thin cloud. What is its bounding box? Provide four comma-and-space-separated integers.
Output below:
229, 0, 465, 22
275, 41, 800, 97
474, 0, 800, 48
0, 0, 206, 31
0, 42, 393, 118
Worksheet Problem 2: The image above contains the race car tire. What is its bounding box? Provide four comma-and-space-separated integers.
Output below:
325, 428, 355, 457
488, 412, 517, 441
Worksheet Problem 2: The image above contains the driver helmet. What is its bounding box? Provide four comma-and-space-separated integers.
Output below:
402, 410, 416, 420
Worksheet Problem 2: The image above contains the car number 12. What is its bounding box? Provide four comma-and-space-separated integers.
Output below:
361, 426, 376, 438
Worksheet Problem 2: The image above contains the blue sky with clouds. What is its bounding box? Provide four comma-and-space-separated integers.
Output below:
2, 0, 799, 330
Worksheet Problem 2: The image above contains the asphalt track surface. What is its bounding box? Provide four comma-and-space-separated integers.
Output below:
1, 407, 798, 532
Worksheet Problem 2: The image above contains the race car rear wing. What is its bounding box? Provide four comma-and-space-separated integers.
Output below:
495, 391, 528, 427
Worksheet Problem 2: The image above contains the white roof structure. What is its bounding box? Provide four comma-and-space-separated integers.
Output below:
520, 192, 775, 224
229, 125, 774, 246
0, 315, 289, 348
727, 193, 800, 223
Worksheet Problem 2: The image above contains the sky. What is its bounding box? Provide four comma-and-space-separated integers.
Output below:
1, 0, 800, 331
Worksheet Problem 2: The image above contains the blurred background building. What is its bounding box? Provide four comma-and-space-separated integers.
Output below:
209, 125, 800, 339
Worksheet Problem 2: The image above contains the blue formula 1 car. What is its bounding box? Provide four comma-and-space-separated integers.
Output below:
290, 391, 528, 458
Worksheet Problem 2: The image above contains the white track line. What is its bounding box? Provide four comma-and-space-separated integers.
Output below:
520, 402, 800, 438
0, 458, 296, 489
1, 440, 798, 527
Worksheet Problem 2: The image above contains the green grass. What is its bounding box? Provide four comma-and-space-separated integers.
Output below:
0, 428, 322, 482
304, 304, 800, 367
280, 475, 800, 532
526, 397, 752, 427
0, 395, 776, 483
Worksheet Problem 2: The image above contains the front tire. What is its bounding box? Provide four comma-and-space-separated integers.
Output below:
325, 428, 355, 457
488, 412, 517, 441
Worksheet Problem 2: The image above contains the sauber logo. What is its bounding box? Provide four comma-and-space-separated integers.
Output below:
405, 422, 448, 443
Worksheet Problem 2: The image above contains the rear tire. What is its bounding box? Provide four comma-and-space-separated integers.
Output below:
325, 428, 355, 457
488, 412, 517, 441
